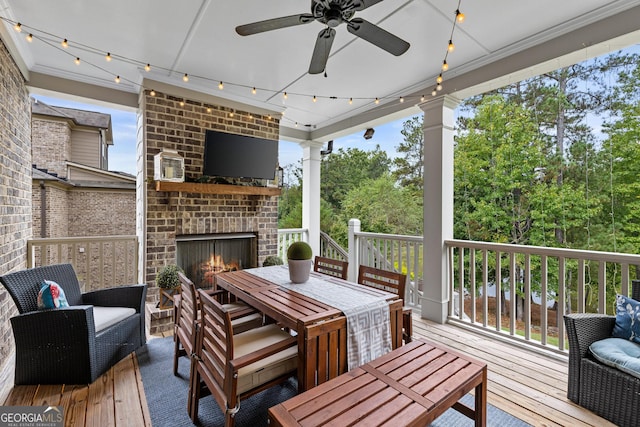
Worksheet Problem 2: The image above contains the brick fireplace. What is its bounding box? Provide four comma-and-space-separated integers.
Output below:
141, 85, 280, 334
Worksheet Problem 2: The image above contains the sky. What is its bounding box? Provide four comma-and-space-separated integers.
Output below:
32, 94, 416, 176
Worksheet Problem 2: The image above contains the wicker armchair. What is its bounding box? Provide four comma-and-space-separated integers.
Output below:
563, 280, 640, 427
0, 263, 147, 385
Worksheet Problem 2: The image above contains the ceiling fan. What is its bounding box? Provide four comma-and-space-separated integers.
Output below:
235, 0, 410, 74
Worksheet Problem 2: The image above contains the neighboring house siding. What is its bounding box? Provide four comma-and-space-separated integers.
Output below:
32, 119, 71, 178
71, 129, 100, 169
68, 190, 135, 236
0, 38, 32, 399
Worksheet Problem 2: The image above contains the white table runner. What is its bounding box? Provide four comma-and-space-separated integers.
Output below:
246, 266, 392, 369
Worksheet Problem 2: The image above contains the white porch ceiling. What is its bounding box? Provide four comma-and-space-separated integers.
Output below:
1, 0, 640, 142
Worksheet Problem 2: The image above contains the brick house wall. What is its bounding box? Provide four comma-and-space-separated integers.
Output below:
31, 119, 71, 178
142, 89, 280, 301
0, 39, 32, 394
68, 190, 135, 236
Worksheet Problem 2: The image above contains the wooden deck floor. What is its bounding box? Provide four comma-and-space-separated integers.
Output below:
3, 318, 615, 427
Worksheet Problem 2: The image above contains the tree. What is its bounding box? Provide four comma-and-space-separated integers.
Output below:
320, 147, 391, 212
392, 115, 424, 192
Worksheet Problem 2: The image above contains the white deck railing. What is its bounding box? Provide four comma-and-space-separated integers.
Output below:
276, 228, 308, 262
445, 239, 640, 353
27, 235, 138, 292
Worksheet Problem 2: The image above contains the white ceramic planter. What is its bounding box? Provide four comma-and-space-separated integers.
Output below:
288, 259, 312, 283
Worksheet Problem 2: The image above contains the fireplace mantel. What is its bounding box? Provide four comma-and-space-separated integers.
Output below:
155, 181, 281, 196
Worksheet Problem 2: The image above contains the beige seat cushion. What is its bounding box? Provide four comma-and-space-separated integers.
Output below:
93, 306, 136, 332
222, 302, 263, 332
233, 324, 298, 395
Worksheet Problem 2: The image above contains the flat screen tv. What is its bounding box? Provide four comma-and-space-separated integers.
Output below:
203, 130, 278, 180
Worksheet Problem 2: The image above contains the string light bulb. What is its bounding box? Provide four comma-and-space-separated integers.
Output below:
61, 38, 68, 48
349, 98, 353, 105
399, 96, 404, 103
218, 81, 224, 90
114, 75, 120, 83
144, 64, 151, 72
179, 101, 185, 107
229, 112, 234, 117
374, 98, 379, 104
432, 88, 437, 96
420, 95, 425, 102
283, 92, 288, 100
13, 22, 21, 32
313, 95, 317, 102
456, 9, 465, 23
252, 87, 256, 95
442, 60, 449, 71
74, 57, 80, 65
448, 40, 455, 52
26, 33, 33, 42
150, 89, 156, 96
206, 107, 211, 113
437, 83, 443, 91
183, 73, 189, 82
105, 52, 112, 62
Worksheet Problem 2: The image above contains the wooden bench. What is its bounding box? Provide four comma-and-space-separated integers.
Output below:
268, 338, 487, 426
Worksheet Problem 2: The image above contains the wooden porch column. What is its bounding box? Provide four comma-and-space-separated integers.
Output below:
420, 95, 460, 323
301, 141, 324, 258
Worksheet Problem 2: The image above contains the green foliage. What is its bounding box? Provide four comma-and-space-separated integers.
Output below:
156, 264, 183, 289
287, 241, 312, 260
263, 256, 283, 266
392, 115, 424, 192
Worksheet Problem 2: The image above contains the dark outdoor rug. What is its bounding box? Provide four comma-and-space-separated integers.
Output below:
137, 336, 532, 427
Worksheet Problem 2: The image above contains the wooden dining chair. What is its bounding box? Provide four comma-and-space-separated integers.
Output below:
188, 289, 298, 426
313, 256, 349, 280
173, 272, 262, 377
357, 265, 412, 344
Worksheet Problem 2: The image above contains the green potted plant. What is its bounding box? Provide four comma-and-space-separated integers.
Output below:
156, 264, 183, 309
286, 241, 312, 283
263, 255, 284, 267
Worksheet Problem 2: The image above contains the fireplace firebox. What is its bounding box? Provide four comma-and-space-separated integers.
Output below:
176, 233, 257, 288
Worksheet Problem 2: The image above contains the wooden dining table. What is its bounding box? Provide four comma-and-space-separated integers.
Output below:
215, 267, 404, 391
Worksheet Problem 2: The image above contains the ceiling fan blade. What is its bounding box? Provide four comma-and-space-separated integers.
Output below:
309, 28, 336, 74
351, 0, 385, 11
236, 14, 315, 36
346, 18, 410, 56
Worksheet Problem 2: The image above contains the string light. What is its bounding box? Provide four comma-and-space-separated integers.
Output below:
179, 101, 185, 107
206, 107, 211, 113
0, 11, 466, 127
229, 112, 234, 117
432, 88, 437, 96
